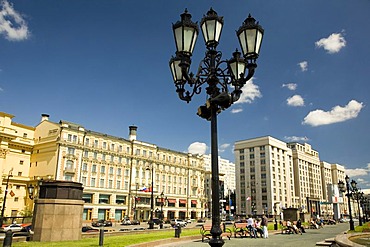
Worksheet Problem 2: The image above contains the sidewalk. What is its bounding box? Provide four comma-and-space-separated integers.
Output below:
157, 223, 350, 247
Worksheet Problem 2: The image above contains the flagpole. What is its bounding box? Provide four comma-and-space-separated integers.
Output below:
0, 169, 13, 227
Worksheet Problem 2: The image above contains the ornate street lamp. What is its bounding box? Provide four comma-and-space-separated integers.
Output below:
156, 192, 167, 229
170, 8, 264, 247
360, 195, 368, 222
146, 165, 155, 229
350, 181, 363, 226
27, 184, 35, 200
338, 176, 354, 230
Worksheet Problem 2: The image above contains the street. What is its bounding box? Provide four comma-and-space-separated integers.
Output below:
160, 222, 350, 247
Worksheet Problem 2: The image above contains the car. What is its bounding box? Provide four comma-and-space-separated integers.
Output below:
92, 220, 113, 227
197, 218, 206, 223
170, 219, 187, 227
82, 226, 99, 233
186, 219, 192, 224
1, 224, 23, 232
152, 218, 163, 225
131, 219, 140, 225
121, 219, 131, 225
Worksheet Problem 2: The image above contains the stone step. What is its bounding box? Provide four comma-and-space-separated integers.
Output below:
324, 238, 336, 243
316, 241, 333, 246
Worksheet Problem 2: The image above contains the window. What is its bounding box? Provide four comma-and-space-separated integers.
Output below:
84, 151, 88, 157
250, 154, 255, 159
73, 135, 77, 143
117, 168, 122, 176
85, 138, 90, 146
92, 164, 97, 173
67, 147, 75, 155
116, 195, 126, 205
116, 180, 121, 189
82, 194, 93, 203
81, 176, 87, 185
14, 197, 19, 202
93, 152, 98, 159
102, 154, 106, 160
100, 179, 105, 188
23, 133, 27, 138
99, 194, 110, 204
66, 160, 74, 170
108, 180, 113, 189
109, 167, 114, 175
94, 140, 98, 147
261, 173, 267, 179
103, 142, 107, 149
91, 178, 96, 186
19, 160, 24, 165
65, 175, 73, 181
101, 166, 106, 174
111, 143, 115, 151
68, 134, 72, 141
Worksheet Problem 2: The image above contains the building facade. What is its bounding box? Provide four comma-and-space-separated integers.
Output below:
234, 136, 295, 217
1, 112, 207, 223
235, 136, 352, 220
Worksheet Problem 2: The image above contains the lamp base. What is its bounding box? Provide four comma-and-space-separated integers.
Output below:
208, 236, 224, 247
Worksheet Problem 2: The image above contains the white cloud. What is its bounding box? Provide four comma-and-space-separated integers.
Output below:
302, 100, 364, 127
231, 108, 243, 114
287, 95, 305, 107
345, 168, 368, 177
187, 142, 207, 155
284, 136, 309, 142
0, 0, 30, 41
234, 78, 262, 104
298, 61, 308, 72
315, 32, 346, 54
219, 143, 230, 153
282, 83, 297, 91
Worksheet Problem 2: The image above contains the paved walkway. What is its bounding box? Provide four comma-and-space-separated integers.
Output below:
159, 223, 350, 247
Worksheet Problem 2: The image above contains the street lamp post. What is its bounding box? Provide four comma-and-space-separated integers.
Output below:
273, 204, 278, 230
360, 196, 368, 222
0, 169, 13, 227
350, 180, 363, 226
169, 8, 263, 247
157, 192, 167, 229
146, 165, 155, 229
338, 176, 354, 230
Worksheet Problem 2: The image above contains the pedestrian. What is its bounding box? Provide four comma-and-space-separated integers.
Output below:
247, 215, 257, 238
261, 214, 269, 238
296, 218, 305, 233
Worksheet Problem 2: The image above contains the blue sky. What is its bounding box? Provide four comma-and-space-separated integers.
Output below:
0, 1, 369, 188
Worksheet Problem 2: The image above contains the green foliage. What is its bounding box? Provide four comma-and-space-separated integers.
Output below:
19, 207, 33, 217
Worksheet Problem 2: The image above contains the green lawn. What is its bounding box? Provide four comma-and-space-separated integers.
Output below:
12, 229, 200, 247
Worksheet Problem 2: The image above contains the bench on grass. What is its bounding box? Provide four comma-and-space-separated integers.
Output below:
200, 224, 232, 242
233, 222, 250, 238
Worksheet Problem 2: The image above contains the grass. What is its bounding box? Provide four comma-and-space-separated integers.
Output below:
353, 221, 370, 233
12, 228, 200, 247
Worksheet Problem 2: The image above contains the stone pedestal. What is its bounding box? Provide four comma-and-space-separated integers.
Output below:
32, 181, 83, 242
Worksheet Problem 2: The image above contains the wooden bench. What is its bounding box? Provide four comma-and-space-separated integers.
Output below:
233, 222, 250, 238
200, 224, 232, 242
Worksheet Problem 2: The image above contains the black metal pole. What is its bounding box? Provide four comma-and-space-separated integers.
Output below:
0, 172, 12, 227
209, 103, 224, 247
149, 166, 154, 229
356, 196, 362, 226
346, 181, 354, 231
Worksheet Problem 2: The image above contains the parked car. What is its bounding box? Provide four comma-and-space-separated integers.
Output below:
82, 226, 99, 233
152, 218, 163, 225
121, 219, 131, 225
1, 224, 23, 232
92, 220, 112, 227
131, 219, 140, 225
12, 227, 31, 237
170, 219, 187, 227
197, 218, 206, 223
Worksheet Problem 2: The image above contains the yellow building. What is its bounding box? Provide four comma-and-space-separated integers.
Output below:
0, 112, 35, 221
1, 112, 207, 223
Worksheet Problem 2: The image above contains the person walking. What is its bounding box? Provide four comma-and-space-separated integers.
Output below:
261, 214, 269, 238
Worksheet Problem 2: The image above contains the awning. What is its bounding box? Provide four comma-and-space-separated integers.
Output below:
179, 199, 187, 204
191, 200, 197, 204
167, 199, 176, 203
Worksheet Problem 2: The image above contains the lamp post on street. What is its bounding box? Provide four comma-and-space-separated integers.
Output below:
338, 176, 355, 230
350, 180, 363, 226
157, 192, 167, 229
169, 8, 263, 247
146, 165, 155, 229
